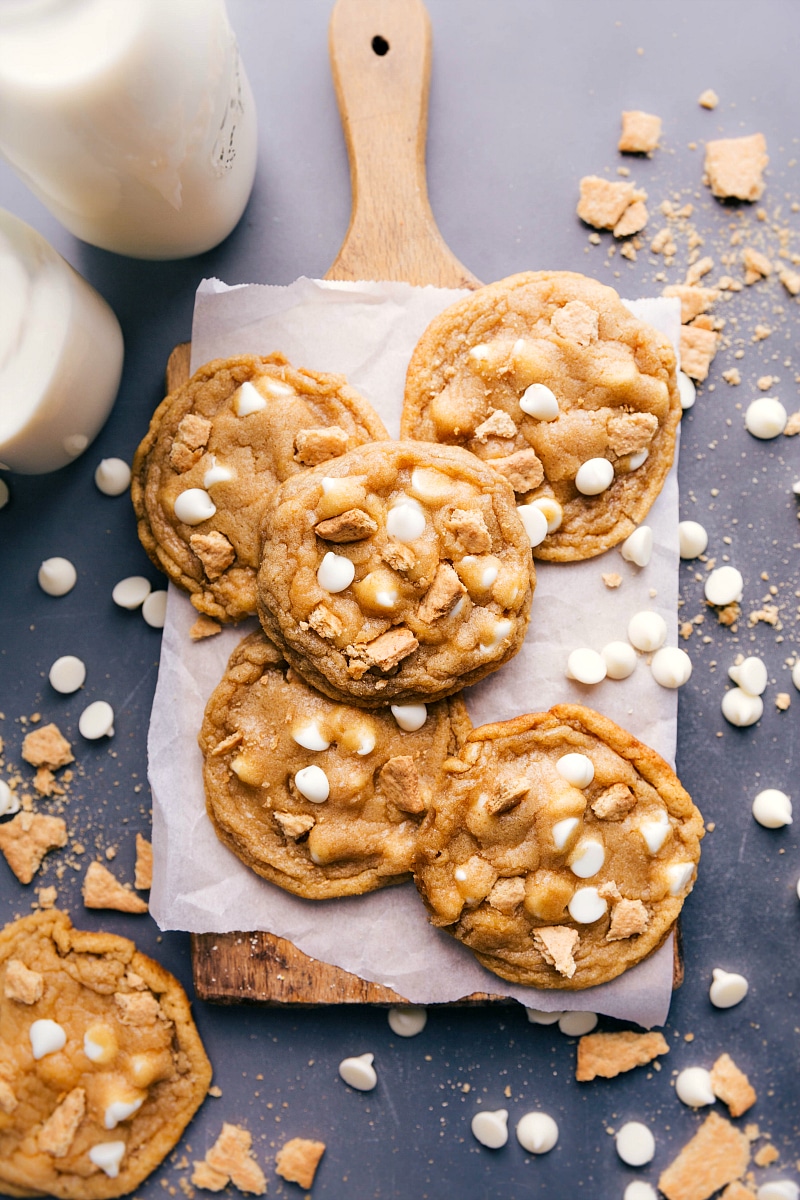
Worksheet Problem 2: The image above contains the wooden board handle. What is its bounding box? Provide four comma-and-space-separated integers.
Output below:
326, 0, 478, 288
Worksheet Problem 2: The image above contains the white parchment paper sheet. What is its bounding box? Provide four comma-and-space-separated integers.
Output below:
149, 277, 682, 1026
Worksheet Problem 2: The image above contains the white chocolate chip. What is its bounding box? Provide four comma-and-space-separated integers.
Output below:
516, 1111, 558, 1154
525, 1008, 565, 1026
294, 765, 330, 804
317, 551, 355, 593
705, 565, 743, 606
678, 520, 708, 559
79, 700, 115, 740
552, 817, 580, 851
468, 344, 491, 366
519, 383, 559, 420
83, 1029, 116, 1064
263, 379, 294, 397
409, 467, 451, 500
566, 648, 607, 685
356, 729, 376, 756
568, 886, 607, 924
480, 565, 499, 588
104, 1096, 144, 1129
387, 1006, 427, 1037
568, 838, 605, 879
651, 646, 692, 688
112, 576, 151, 610
38, 557, 77, 597
757, 1184, 800, 1200
709, 967, 748, 1008
675, 1066, 716, 1108
530, 496, 563, 532
516, 503, 548, 547
0, 780, 20, 817
621, 525, 653, 567
386, 500, 426, 542
628, 610, 667, 652
30, 1019, 66, 1060
94, 458, 131, 496
232, 381, 266, 415
678, 370, 696, 410
291, 722, 330, 752
601, 641, 637, 680
338, 1052, 377, 1091
721, 687, 763, 727
556, 753, 594, 788
745, 396, 788, 438
173, 488, 216, 525
626, 448, 650, 471
728, 656, 767, 696
142, 590, 167, 628
391, 704, 427, 732
752, 788, 792, 829
471, 1109, 508, 1149
557, 1011, 597, 1037
453, 867, 467, 882
575, 457, 614, 495
479, 618, 513, 652
625, 1184, 658, 1200
640, 811, 671, 853
203, 456, 235, 488
49, 655, 86, 694
615, 1121, 655, 1166
88, 1141, 126, 1179
667, 861, 695, 895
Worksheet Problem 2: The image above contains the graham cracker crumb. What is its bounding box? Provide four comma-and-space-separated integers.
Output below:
36, 885, 57, 909
189, 616, 222, 641
680, 323, 719, 381
698, 89, 719, 110
720, 1185, 756, 1200
37, 1086, 86, 1158
784, 412, 800, 436
775, 692, 791, 711
602, 572, 623, 589
704, 133, 768, 202
275, 1137, 327, 1189
532, 925, 579, 978
663, 284, 719, 324
722, 368, 741, 386
577, 176, 647, 231
710, 1053, 757, 1117
576, 1030, 669, 1081
0, 812, 67, 883
753, 1144, 779, 1167
4, 958, 44, 1004
33, 767, 63, 797
658, 1112, 751, 1200
21, 724, 73, 770
618, 110, 662, 154
194, 1124, 266, 1196
134, 833, 153, 890
83, 861, 148, 913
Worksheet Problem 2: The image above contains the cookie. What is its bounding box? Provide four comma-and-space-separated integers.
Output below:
132, 354, 388, 622
0, 910, 211, 1199
256, 440, 535, 706
401, 271, 680, 561
199, 631, 472, 899
413, 705, 703, 989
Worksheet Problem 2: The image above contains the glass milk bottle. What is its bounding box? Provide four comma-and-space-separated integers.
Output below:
0, 0, 257, 260
0, 209, 124, 473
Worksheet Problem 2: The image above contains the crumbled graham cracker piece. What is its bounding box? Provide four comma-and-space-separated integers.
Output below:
349, 628, 419, 674
722, 368, 741, 386
135, 833, 153, 890
4, 958, 44, 1004
753, 1144, 779, 1167
680, 324, 719, 381
190, 532, 236, 580
613, 199, 649, 238
486, 778, 530, 816
710, 1053, 756, 1117
418, 564, 466, 624
315, 508, 378, 543
275, 1137, 326, 1189
783, 411, 800, 436
606, 897, 649, 940
273, 810, 315, 840
190, 615, 222, 640
658, 1111, 750, 1200
704, 133, 768, 202
775, 692, 791, 711
779, 267, 800, 295
698, 89, 719, 110
742, 246, 772, 284
551, 300, 600, 344
21, 724, 73, 770
576, 1030, 668, 1081
83, 861, 148, 913
487, 876, 526, 914
663, 284, 719, 324
577, 176, 647, 230
446, 509, 491, 554
685, 256, 714, 286
37, 1087, 86, 1158
193, 1124, 266, 1196
532, 926, 579, 978
307, 603, 344, 642
618, 110, 662, 155
0, 812, 67, 883
474, 408, 518, 442
592, 783, 636, 820
36, 885, 57, 909
489, 448, 544, 492
294, 425, 349, 466
602, 572, 622, 589
379, 756, 423, 814
720, 1184, 756, 1200
114, 991, 160, 1026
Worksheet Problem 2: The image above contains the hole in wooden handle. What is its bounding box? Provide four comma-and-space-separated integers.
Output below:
371, 34, 389, 55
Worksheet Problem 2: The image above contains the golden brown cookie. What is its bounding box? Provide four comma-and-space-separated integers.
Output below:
256, 440, 535, 706
132, 354, 388, 622
413, 705, 703, 989
199, 631, 471, 898
401, 271, 680, 561
0, 910, 211, 1200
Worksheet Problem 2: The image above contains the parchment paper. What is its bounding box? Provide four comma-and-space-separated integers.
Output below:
148, 277, 683, 1026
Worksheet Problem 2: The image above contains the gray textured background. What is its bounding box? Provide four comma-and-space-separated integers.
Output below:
1, 1, 798, 1196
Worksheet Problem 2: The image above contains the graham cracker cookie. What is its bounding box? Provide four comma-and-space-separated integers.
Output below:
0, 910, 211, 1199
132, 354, 388, 622
199, 631, 471, 899
401, 271, 680, 561
256, 440, 535, 706
413, 705, 703, 989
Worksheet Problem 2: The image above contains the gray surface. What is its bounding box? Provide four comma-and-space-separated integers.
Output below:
1, 1, 799, 1196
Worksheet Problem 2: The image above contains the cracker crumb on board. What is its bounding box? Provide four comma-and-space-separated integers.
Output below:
21, 724, 73, 770
0, 812, 67, 883
698, 88, 719, 109
190, 615, 222, 640
704, 133, 768, 201
576, 176, 648, 237
658, 1111, 751, 1200
618, 110, 662, 155
575, 1030, 669, 1081
710, 1052, 756, 1117
192, 1123, 266, 1195
82, 860, 148, 913
134, 832, 153, 890
275, 1137, 327, 1189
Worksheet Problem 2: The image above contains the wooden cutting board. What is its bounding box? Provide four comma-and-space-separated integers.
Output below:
171, 0, 683, 1004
